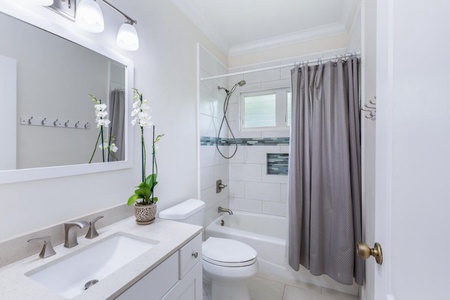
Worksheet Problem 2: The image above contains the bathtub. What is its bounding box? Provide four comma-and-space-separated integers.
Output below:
205, 211, 286, 267
205, 211, 359, 296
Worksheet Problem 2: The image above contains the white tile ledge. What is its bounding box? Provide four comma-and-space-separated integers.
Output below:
0, 217, 202, 300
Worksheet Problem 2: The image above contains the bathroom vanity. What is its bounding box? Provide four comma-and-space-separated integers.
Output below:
0, 218, 203, 299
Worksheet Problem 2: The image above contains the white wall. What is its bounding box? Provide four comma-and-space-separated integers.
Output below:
0, 0, 225, 241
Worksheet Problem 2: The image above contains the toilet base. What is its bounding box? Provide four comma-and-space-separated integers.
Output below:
211, 279, 250, 300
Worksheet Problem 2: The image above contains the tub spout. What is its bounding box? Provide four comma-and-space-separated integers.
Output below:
218, 206, 233, 215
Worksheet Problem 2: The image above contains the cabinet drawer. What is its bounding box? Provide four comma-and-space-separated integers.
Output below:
179, 234, 202, 279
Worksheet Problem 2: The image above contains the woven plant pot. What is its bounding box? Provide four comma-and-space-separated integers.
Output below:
134, 203, 157, 225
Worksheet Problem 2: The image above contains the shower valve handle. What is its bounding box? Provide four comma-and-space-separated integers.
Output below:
216, 179, 227, 193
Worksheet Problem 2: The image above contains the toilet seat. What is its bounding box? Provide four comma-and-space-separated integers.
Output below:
202, 237, 257, 267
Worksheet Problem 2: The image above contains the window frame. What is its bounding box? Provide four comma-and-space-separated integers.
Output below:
240, 87, 291, 131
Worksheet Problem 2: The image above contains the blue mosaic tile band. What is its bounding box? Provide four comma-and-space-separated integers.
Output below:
267, 153, 289, 175
200, 136, 289, 146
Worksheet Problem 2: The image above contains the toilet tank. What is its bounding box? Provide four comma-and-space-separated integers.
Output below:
158, 199, 206, 226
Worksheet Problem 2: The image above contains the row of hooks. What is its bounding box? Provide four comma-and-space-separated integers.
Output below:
361, 97, 376, 120
20, 116, 91, 129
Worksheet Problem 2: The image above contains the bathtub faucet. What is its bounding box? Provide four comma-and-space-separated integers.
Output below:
218, 206, 233, 215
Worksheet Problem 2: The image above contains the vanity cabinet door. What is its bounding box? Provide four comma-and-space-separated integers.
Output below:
161, 262, 202, 300
115, 252, 178, 299
178, 234, 202, 279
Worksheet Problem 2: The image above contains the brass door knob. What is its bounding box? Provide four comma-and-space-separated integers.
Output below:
357, 242, 383, 265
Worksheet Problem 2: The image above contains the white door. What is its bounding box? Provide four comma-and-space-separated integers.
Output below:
372, 0, 450, 299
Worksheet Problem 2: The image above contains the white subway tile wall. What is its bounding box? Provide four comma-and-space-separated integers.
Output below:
199, 46, 294, 220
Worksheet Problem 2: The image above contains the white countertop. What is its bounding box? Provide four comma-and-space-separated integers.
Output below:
0, 217, 202, 299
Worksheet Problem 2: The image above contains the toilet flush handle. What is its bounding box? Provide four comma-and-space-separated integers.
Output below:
192, 252, 198, 258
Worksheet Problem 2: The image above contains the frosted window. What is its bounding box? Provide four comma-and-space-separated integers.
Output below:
243, 94, 276, 128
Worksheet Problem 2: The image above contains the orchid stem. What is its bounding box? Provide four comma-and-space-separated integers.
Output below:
89, 131, 102, 163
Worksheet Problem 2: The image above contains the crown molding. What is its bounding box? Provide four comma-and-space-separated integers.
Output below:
228, 23, 348, 57
171, 0, 356, 57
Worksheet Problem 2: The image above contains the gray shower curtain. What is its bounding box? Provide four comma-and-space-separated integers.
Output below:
109, 89, 125, 161
288, 57, 364, 285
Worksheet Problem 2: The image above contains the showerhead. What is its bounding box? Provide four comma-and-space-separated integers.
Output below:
229, 80, 246, 94
237, 80, 246, 87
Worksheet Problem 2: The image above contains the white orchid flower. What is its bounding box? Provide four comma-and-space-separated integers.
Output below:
94, 103, 107, 111
97, 119, 110, 128
131, 92, 153, 129
96, 111, 108, 118
110, 143, 118, 152
131, 108, 140, 117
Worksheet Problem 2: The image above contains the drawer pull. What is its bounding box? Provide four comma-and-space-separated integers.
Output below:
192, 252, 198, 258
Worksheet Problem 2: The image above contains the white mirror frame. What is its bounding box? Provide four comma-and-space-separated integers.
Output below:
0, 2, 134, 184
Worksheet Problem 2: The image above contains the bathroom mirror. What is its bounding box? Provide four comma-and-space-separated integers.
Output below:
0, 7, 134, 184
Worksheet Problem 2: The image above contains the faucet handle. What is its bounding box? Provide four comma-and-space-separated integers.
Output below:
85, 216, 104, 239
27, 236, 56, 259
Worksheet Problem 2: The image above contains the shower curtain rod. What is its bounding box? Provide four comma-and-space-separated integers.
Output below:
200, 52, 360, 81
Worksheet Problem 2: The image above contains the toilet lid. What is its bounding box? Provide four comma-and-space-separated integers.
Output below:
202, 237, 257, 267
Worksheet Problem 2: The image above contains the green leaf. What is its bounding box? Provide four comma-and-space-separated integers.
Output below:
135, 185, 151, 197
145, 174, 157, 187
127, 194, 139, 206
152, 197, 158, 203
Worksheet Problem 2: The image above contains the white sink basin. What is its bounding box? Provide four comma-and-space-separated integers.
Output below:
26, 232, 158, 298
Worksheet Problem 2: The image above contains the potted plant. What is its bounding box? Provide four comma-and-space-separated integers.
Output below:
127, 88, 164, 224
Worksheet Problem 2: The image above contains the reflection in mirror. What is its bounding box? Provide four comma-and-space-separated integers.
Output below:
0, 12, 127, 170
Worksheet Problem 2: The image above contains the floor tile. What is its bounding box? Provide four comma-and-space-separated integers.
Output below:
248, 276, 285, 300
321, 287, 359, 300
283, 285, 323, 300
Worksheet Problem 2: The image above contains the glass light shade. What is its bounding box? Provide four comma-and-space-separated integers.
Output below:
117, 22, 139, 51
76, 0, 104, 33
26, 0, 54, 5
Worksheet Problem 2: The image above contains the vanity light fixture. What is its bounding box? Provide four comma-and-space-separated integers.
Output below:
75, 0, 139, 51
116, 19, 139, 51
76, 0, 105, 33
102, 0, 139, 51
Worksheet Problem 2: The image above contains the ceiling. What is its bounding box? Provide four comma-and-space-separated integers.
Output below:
171, 0, 360, 56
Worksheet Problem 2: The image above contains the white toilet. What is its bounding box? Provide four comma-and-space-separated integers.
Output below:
159, 199, 258, 300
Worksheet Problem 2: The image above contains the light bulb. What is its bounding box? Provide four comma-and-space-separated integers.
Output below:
117, 21, 139, 51
76, 0, 104, 33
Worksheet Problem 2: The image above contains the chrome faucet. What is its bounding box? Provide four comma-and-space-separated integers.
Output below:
64, 221, 88, 248
27, 236, 56, 258
218, 206, 233, 215
85, 216, 104, 239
